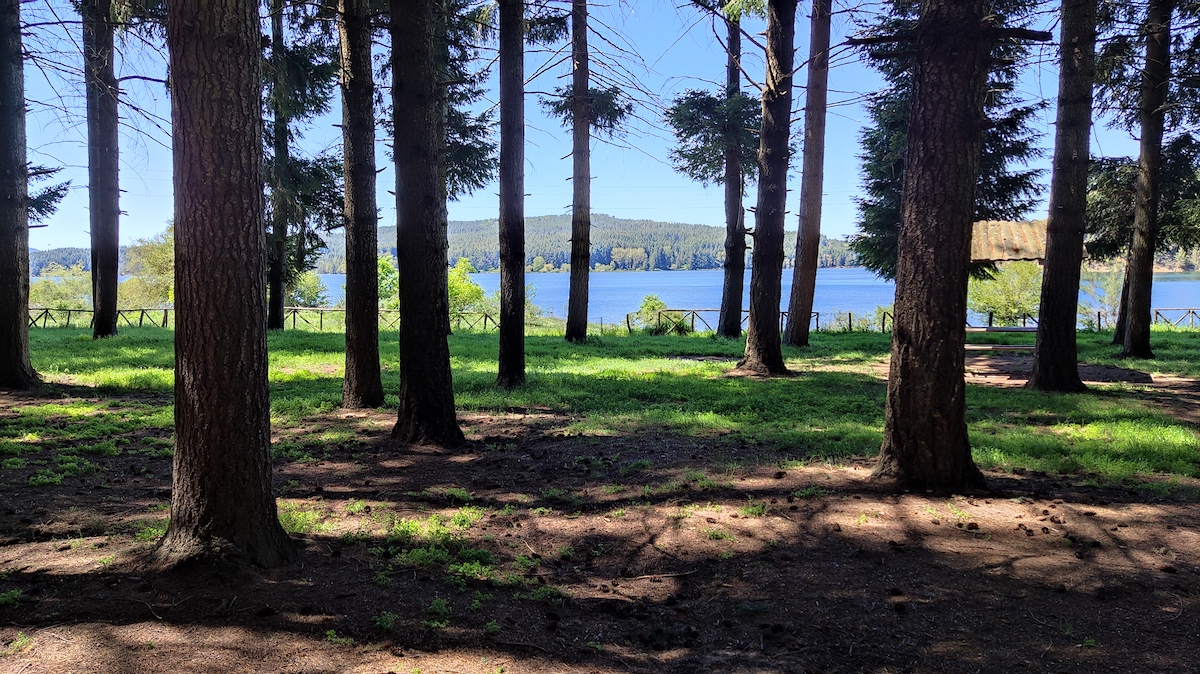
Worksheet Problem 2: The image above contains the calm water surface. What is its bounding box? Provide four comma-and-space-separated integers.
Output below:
318, 268, 1200, 326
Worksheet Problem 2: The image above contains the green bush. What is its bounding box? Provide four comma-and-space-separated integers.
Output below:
967, 261, 1041, 326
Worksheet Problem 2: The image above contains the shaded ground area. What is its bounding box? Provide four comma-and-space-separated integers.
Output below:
2, 401, 1199, 672
2, 329, 1199, 672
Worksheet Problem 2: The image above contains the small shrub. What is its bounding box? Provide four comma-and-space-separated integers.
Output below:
372, 611, 398, 632
424, 597, 451, 628
277, 502, 325, 534
0, 589, 23, 607
134, 519, 169, 543
28, 469, 63, 487
323, 629, 354, 646
703, 527, 733, 541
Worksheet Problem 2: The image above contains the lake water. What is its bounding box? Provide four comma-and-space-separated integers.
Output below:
318, 268, 1200, 327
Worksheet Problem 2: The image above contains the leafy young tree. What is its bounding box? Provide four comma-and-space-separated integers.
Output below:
154, 0, 295, 567
29, 262, 91, 309
287, 271, 330, 307
849, 0, 1045, 281
967, 261, 1042, 325
0, 0, 35, 389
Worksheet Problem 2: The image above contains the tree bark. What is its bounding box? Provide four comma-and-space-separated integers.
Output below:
564, 0, 590, 343
717, 15, 746, 339
267, 0, 288, 331
1028, 0, 1096, 392
873, 0, 991, 491
0, 0, 35, 390
155, 0, 295, 568
391, 0, 464, 447
83, 0, 120, 339
497, 0, 525, 388
339, 0, 383, 408
739, 0, 795, 375
1121, 0, 1172, 359
783, 0, 831, 347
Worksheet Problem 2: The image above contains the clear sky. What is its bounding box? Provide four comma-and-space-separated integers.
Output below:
22, 0, 1141, 252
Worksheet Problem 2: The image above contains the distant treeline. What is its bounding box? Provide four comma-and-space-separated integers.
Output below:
315, 214, 860, 273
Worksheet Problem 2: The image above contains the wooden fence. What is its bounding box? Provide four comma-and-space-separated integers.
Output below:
29, 307, 1200, 334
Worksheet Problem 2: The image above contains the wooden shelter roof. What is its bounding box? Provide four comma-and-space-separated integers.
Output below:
970, 219, 1047, 262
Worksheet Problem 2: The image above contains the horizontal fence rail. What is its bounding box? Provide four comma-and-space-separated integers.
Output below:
29, 307, 1200, 335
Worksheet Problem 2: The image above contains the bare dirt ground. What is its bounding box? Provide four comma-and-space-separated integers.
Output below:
2, 359, 1199, 674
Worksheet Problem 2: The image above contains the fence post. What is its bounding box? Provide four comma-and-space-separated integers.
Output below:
319, 310, 324, 331
626, 313, 632, 334
690, 312, 696, 332
848, 312, 853, 332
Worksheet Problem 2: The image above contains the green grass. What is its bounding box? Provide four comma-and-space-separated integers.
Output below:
19, 326, 1200, 486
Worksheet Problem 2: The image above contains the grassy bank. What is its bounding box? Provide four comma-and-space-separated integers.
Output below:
9, 327, 1200, 489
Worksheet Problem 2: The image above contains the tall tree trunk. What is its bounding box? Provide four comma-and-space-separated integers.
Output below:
391, 0, 464, 447
872, 0, 991, 491
0, 0, 35, 390
496, 0, 525, 388
564, 0, 590, 343
1028, 0, 1096, 392
1121, 0, 1172, 359
83, 0, 119, 339
1112, 265, 1129, 343
783, 0, 831, 347
739, 0, 795, 375
716, 16, 746, 338
267, 0, 288, 331
339, 0, 383, 408
155, 0, 295, 568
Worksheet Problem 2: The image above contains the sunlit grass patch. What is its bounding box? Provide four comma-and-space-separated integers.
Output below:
277, 502, 327, 535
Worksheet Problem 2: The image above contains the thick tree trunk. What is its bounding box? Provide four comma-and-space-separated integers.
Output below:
739, 0, 795, 375
783, 0, 831, 348
873, 0, 991, 491
155, 0, 295, 568
717, 17, 746, 339
83, 0, 119, 339
1028, 0, 1096, 392
1121, 0, 1172, 359
391, 0, 464, 448
1112, 266, 1129, 343
339, 0, 383, 408
496, 0, 525, 388
564, 0, 590, 343
267, 0, 288, 331
0, 0, 35, 390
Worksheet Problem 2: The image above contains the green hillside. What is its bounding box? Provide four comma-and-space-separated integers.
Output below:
315, 213, 858, 273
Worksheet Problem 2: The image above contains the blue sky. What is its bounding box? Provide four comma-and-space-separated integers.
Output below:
23, 0, 1141, 252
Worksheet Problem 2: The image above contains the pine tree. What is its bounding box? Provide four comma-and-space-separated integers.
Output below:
155, 0, 295, 567
0, 0, 35, 389
849, 0, 1045, 281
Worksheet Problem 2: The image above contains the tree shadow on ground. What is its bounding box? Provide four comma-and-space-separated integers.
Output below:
3, 431, 1198, 673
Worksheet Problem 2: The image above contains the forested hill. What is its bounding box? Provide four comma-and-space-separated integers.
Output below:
315, 214, 859, 273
